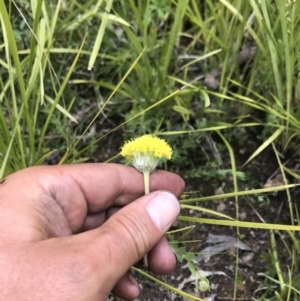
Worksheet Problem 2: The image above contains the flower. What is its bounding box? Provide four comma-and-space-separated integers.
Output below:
121, 135, 173, 266
121, 135, 172, 173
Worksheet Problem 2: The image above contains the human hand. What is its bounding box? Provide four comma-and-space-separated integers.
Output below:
0, 163, 184, 300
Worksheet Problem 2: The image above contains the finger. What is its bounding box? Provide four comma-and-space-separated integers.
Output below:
83, 212, 177, 274
65, 164, 185, 210
76, 191, 180, 297
82, 212, 107, 231
111, 271, 140, 300
83, 211, 177, 274
82, 206, 122, 231
105, 207, 177, 275
147, 236, 177, 275
2, 164, 185, 235
4, 164, 185, 211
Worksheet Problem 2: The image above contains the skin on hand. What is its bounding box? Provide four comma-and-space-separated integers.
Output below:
0, 163, 185, 300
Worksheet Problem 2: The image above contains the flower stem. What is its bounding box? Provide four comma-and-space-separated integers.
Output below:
143, 171, 150, 194
142, 171, 150, 267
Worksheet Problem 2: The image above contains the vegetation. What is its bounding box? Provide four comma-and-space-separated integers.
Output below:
1, 0, 300, 299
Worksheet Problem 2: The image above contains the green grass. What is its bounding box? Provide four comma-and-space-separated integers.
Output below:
1, 0, 300, 300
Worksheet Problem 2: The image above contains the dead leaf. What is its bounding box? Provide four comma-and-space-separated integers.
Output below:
182, 234, 251, 267
264, 174, 286, 188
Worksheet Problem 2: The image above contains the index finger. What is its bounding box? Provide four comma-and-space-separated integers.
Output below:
2, 163, 185, 235
59, 163, 185, 211
5, 163, 185, 212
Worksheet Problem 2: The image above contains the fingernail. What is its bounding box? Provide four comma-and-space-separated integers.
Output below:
146, 191, 180, 230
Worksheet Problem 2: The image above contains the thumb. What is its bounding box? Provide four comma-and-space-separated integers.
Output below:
83, 191, 180, 295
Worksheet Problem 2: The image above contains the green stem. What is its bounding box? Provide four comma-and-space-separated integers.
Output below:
143, 170, 151, 267
143, 171, 150, 194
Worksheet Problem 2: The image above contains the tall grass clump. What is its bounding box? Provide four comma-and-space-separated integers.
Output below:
0, 0, 134, 176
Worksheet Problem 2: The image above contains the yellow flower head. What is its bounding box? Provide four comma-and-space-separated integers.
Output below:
121, 135, 172, 172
